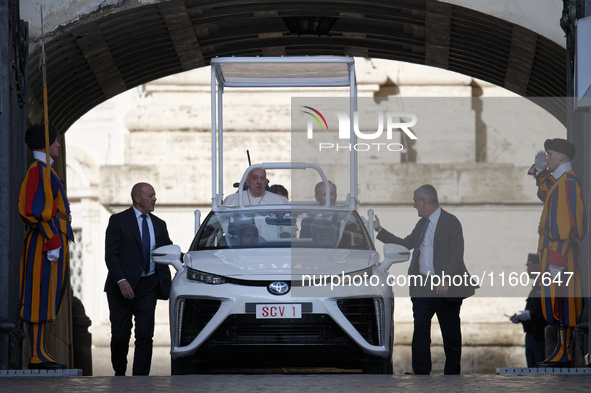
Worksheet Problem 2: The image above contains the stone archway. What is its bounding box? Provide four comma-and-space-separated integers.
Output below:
23, 0, 566, 132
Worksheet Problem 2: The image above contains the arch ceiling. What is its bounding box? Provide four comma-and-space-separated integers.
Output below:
27, 0, 567, 132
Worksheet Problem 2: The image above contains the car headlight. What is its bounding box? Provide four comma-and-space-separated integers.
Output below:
186, 268, 227, 284
343, 266, 374, 281
299, 267, 374, 287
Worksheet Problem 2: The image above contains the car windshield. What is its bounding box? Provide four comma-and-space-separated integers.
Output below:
190, 209, 373, 251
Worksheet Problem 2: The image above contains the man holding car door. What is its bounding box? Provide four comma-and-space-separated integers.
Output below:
373, 184, 475, 375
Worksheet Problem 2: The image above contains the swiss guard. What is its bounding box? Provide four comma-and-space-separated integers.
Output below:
529, 138, 587, 367
18, 124, 73, 370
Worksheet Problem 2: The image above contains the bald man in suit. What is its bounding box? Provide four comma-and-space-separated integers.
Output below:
104, 182, 172, 376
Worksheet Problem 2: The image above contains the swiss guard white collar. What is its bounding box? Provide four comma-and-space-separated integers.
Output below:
33, 150, 54, 166
551, 161, 572, 180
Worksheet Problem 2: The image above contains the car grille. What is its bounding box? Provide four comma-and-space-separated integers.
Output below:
337, 298, 382, 346
178, 298, 221, 347
208, 314, 350, 345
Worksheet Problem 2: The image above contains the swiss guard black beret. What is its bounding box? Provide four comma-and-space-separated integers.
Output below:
25, 124, 57, 150
544, 138, 575, 159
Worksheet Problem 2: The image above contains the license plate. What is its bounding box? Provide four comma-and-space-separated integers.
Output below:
255, 304, 302, 319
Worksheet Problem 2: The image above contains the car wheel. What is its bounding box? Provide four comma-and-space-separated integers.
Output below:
171, 357, 196, 375
362, 357, 393, 374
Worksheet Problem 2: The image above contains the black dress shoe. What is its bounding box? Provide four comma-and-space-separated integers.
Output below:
29, 361, 67, 370
536, 360, 573, 368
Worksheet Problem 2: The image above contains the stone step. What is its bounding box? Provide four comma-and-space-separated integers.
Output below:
0, 369, 83, 377
497, 367, 591, 375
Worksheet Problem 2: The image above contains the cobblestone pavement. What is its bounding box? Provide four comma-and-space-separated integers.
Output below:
1, 374, 591, 392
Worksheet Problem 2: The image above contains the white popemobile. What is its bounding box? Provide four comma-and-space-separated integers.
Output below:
153, 57, 410, 374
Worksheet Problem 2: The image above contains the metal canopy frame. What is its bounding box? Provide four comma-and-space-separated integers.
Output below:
210, 56, 358, 209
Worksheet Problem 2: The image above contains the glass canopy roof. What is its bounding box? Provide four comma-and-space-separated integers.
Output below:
210, 56, 355, 88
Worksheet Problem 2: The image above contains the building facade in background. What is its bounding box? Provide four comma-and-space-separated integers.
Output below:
65, 58, 564, 375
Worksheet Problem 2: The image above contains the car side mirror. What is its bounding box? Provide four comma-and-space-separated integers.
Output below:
152, 244, 183, 272
382, 243, 411, 271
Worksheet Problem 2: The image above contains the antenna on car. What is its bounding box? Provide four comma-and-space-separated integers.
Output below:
234, 150, 252, 189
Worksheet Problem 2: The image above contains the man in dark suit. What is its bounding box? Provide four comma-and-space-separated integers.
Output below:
509, 254, 547, 368
373, 184, 474, 375
104, 182, 172, 376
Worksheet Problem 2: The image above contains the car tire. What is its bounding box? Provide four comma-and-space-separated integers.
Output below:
171, 357, 195, 375
362, 357, 393, 374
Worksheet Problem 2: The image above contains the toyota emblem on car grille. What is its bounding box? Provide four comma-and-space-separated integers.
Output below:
268, 281, 290, 295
